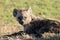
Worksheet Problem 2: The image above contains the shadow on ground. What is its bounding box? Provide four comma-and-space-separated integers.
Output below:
0, 31, 60, 40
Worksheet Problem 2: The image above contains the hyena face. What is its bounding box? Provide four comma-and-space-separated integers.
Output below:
13, 7, 32, 25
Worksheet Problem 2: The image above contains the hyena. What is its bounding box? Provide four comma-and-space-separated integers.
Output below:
13, 7, 60, 37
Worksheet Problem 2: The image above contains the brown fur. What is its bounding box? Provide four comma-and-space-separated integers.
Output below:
13, 7, 60, 37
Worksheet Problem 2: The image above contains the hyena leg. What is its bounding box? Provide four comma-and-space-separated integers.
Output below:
35, 27, 50, 37
3, 31, 25, 37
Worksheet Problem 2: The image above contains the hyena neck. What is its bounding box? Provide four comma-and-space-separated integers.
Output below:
22, 14, 46, 28
31, 14, 46, 21
23, 14, 45, 26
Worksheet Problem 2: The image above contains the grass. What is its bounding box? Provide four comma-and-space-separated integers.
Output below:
0, 0, 60, 39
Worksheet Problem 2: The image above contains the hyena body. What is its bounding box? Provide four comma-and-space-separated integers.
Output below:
13, 7, 60, 37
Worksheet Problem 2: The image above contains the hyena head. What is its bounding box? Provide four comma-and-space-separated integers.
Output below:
13, 7, 32, 25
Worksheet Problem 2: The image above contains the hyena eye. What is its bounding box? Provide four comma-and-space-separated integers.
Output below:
24, 17, 27, 19
24, 17, 27, 18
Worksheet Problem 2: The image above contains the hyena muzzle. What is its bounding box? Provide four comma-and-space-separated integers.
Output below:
13, 7, 60, 37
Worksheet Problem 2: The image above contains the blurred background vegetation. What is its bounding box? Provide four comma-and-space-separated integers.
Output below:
0, 0, 60, 36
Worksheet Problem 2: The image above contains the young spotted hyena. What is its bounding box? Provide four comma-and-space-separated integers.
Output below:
13, 7, 60, 37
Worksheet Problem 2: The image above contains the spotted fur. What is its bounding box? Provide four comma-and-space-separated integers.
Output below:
13, 7, 60, 37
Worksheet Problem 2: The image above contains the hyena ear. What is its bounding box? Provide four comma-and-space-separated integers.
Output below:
27, 7, 32, 14
13, 9, 18, 17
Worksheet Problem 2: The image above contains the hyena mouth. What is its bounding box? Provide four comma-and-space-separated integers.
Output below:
17, 17, 24, 25
18, 20, 23, 25
18, 21, 23, 25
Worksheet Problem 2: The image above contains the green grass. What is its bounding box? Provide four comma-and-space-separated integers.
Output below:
0, 0, 60, 37
0, 0, 60, 25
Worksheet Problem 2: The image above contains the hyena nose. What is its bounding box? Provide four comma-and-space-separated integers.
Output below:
18, 17, 22, 21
